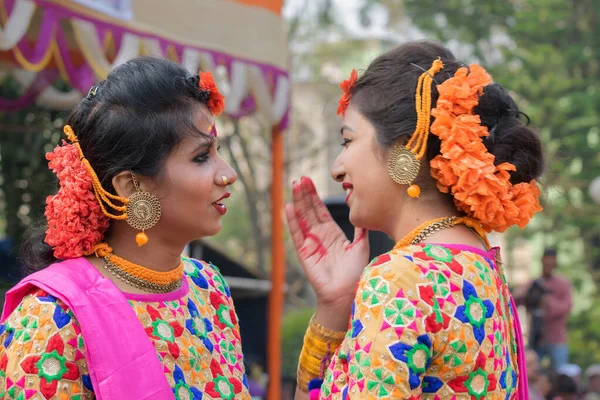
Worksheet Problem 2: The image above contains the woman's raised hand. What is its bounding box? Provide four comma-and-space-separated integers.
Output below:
285, 177, 370, 330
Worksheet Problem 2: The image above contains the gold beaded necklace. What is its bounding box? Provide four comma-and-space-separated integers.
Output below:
394, 216, 490, 250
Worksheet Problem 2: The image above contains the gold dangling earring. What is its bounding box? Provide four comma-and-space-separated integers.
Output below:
126, 173, 161, 247
387, 58, 444, 199
388, 143, 421, 198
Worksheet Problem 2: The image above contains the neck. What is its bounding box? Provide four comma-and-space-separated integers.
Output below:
102, 225, 185, 272
387, 196, 457, 243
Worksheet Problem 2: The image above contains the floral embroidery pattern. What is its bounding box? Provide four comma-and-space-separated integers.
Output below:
0, 258, 250, 399
320, 244, 520, 399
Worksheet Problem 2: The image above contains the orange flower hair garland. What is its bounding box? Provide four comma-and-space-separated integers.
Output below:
199, 71, 225, 117
337, 69, 358, 116
429, 64, 542, 232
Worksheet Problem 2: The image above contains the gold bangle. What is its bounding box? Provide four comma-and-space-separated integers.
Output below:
308, 315, 347, 341
296, 315, 348, 392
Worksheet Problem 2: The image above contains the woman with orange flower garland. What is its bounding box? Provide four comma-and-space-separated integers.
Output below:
0, 57, 250, 399
290, 41, 543, 399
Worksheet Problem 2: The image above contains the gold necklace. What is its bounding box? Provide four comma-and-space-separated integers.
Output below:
394, 216, 490, 249
102, 259, 183, 294
93, 243, 184, 294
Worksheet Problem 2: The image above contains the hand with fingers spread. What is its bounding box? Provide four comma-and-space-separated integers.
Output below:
286, 176, 370, 331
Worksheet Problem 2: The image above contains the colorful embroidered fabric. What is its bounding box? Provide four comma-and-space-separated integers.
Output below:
319, 244, 520, 399
0, 258, 250, 400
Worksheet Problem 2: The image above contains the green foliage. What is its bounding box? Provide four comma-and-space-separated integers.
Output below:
281, 307, 314, 378
0, 78, 65, 256
568, 296, 600, 370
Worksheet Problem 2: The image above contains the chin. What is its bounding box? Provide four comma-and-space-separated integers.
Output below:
349, 208, 383, 232
203, 221, 223, 237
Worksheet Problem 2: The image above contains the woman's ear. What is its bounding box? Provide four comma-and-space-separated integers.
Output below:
111, 171, 137, 198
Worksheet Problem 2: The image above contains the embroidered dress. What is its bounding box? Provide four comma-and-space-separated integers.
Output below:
320, 244, 520, 399
0, 257, 250, 400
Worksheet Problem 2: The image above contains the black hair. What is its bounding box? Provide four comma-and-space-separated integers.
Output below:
350, 40, 544, 189
21, 57, 214, 272
543, 248, 558, 257
555, 374, 579, 395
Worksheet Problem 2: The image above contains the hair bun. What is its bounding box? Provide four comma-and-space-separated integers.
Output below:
475, 84, 544, 184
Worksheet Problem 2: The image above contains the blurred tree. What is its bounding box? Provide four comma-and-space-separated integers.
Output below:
0, 77, 65, 280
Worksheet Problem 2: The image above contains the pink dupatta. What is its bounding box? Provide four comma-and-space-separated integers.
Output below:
1, 258, 174, 399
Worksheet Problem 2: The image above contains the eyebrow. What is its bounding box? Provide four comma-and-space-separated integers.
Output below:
192, 139, 213, 154
340, 125, 356, 135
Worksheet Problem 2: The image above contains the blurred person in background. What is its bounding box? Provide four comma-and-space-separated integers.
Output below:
527, 349, 546, 400
517, 248, 573, 371
288, 40, 544, 399
553, 374, 580, 400
584, 364, 600, 400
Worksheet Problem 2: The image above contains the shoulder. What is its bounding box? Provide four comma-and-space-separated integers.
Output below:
361, 243, 470, 289
183, 257, 231, 297
1, 288, 81, 349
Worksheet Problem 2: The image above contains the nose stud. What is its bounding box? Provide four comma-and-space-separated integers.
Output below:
221, 175, 229, 185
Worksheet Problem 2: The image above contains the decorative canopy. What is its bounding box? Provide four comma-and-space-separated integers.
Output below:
0, 0, 290, 128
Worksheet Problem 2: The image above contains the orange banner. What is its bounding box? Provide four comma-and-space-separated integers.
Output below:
228, 0, 283, 15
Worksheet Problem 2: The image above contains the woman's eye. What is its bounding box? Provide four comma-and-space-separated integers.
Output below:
340, 138, 352, 147
193, 153, 210, 163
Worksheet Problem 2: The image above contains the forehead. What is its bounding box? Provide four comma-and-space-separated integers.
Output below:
342, 105, 375, 134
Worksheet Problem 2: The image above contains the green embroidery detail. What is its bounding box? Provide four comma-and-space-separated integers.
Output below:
465, 368, 490, 399
432, 299, 444, 324
151, 320, 175, 342
13, 330, 31, 342
213, 375, 235, 400
474, 261, 492, 285
35, 350, 68, 382
406, 343, 431, 374
384, 298, 415, 327
350, 351, 370, 380
424, 244, 454, 262
426, 272, 450, 297
219, 340, 237, 365
7, 386, 16, 398
366, 368, 393, 397
213, 272, 228, 295
494, 331, 503, 356
464, 296, 488, 328
78, 336, 85, 349
216, 305, 234, 329
361, 277, 390, 307
190, 318, 207, 339
15, 392, 24, 400
174, 382, 193, 400
443, 340, 467, 366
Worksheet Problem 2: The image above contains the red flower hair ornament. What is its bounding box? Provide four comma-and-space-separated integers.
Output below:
44, 141, 110, 259
337, 69, 358, 116
199, 71, 226, 117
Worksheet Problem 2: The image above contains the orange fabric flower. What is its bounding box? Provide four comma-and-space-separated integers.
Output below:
199, 71, 226, 117
337, 69, 358, 116
429, 64, 543, 232
44, 142, 110, 259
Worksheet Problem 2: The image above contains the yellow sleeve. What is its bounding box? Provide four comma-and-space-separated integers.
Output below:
0, 289, 95, 399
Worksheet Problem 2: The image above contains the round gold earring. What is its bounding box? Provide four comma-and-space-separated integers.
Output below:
388, 144, 422, 198
126, 173, 161, 247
